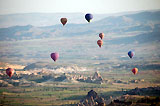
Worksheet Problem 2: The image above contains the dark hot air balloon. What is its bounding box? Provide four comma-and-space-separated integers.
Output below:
132, 68, 138, 75
128, 51, 134, 58
6, 68, 15, 78
85, 13, 93, 23
99, 33, 104, 39
60, 18, 67, 26
51, 52, 59, 62
97, 40, 103, 48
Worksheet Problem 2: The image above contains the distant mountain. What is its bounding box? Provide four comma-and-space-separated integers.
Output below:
0, 25, 33, 40
107, 29, 160, 45
1, 10, 151, 28
0, 13, 112, 28
93, 11, 160, 33
0, 11, 160, 41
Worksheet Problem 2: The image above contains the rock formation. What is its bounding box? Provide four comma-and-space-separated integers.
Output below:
77, 71, 104, 84
92, 71, 103, 81
77, 90, 105, 106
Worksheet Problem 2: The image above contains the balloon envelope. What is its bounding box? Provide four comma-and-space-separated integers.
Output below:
132, 68, 138, 75
97, 40, 103, 48
85, 13, 93, 23
99, 33, 104, 39
60, 18, 67, 26
128, 51, 134, 58
51, 52, 59, 62
6, 68, 14, 78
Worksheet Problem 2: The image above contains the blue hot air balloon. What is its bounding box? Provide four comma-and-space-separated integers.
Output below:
85, 13, 93, 23
128, 51, 134, 58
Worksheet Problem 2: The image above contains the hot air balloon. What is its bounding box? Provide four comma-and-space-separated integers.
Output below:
6, 68, 14, 78
60, 18, 67, 26
99, 33, 104, 39
97, 40, 103, 48
132, 68, 138, 75
51, 52, 59, 62
128, 51, 134, 58
85, 13, 93, 23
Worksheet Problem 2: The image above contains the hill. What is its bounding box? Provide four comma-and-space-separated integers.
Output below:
0, 11, 160, 41
0, 10, 147, 28
0, 13, 112, 28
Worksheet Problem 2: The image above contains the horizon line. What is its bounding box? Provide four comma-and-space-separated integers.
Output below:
0, 8, 159, 16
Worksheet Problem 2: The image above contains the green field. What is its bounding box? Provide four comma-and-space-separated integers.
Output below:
0, 70, 160, 106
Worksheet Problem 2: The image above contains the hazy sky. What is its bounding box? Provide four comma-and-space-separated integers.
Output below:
0, 0, 160, 14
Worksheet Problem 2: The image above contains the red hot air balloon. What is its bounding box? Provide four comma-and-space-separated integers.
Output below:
97, 40, 103, 48
51, 52, 59, 62
132, 68, 138, 75
99, 33, 104, 39
60, 18, 67, 26
6, 68, 15, 78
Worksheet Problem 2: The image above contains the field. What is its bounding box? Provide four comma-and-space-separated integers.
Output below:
0, 70, 160, 106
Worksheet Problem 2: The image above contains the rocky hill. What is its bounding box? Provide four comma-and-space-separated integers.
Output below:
77, 90, 105, 106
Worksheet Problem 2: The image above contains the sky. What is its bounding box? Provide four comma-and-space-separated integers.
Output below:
0, 0, 160, 15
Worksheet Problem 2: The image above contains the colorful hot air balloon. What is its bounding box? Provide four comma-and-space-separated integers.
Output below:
128, 51, 134, 58
6, 68, 15, 78
85, 13, 93, 23
97, 40, 103, 48
51, 52, 59, 62
60, 18, 67, 26
132, 68, 138, 75
99, 33, 104, 39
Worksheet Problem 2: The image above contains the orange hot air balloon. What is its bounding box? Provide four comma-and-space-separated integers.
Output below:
97, 40, 103, 48
6, 68, 15, 78
131, 68, 138, 75
99, 33, 104, 39
60, 18, 67, 26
